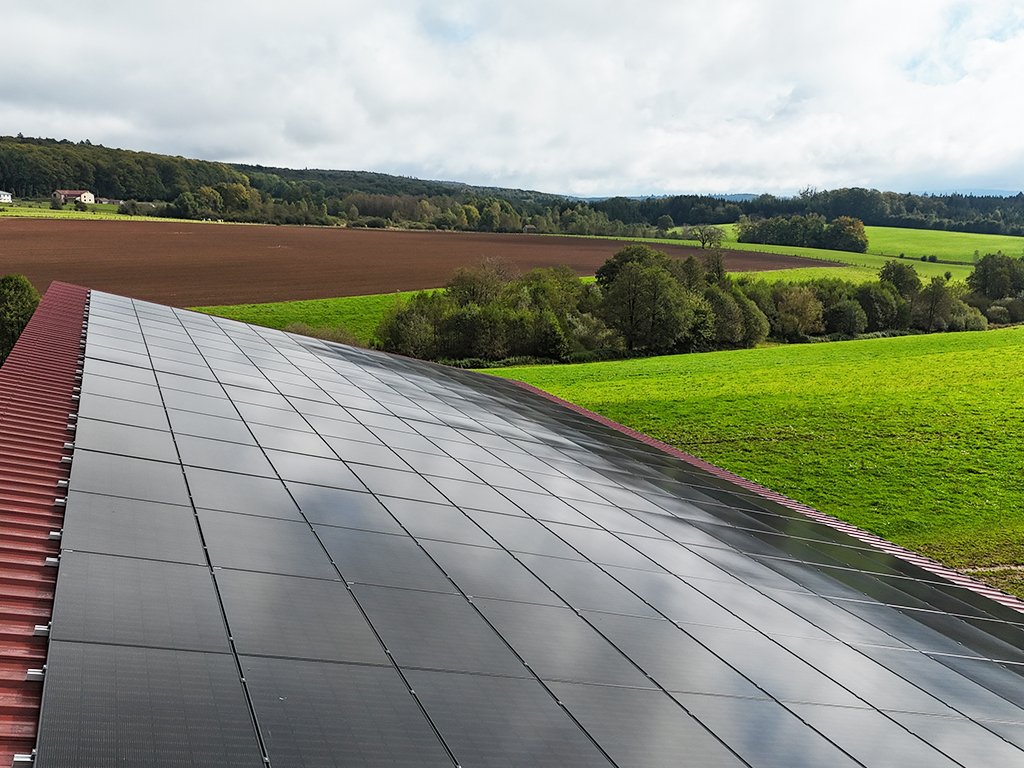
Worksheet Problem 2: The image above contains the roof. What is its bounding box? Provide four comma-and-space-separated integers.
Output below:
4, 284, 1024, 767
52, 190, 90, 196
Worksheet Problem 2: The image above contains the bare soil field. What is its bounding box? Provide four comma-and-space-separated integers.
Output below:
0, 219, 837, 306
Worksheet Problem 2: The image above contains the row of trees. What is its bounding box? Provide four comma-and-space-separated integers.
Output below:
375, 247, 1018, 365
736, 214, 869, 253
593, 187, 1024, 236
8, 136, 1024, 239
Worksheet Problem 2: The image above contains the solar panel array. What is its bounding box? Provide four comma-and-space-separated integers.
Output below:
37, 289, 1024, 767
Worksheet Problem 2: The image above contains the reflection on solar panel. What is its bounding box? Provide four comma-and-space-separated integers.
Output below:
13, 287, 1024, 766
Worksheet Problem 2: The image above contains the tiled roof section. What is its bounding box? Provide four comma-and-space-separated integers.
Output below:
29, 289, 1024, 767
0, 282, 88, 765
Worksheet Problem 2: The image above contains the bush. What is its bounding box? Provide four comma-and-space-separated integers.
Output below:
824, 299, 868, 337
0, 274, 40, 361
985, 305, 1011, 324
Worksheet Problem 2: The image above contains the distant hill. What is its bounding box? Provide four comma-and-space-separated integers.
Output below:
232, 163, 568, 209
3, 135, 1024, 236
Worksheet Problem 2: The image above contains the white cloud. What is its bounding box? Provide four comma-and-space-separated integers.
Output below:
3, 0, 1023, 195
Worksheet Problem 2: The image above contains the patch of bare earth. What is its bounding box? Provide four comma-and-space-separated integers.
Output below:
0, 219, 838, 305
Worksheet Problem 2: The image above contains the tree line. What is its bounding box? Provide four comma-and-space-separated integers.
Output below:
594, 187, 1024, 237
375, 247, 1024, 366
736, 214, 869, 253
6, 135, 1024, 238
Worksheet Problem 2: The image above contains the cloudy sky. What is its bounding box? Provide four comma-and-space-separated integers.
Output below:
5, 1, 1024, 196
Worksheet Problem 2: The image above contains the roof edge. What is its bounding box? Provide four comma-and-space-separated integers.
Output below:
0, 281, 89, 764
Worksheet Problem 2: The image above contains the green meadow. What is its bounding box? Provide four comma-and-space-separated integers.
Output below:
488, 328, 1024, 592
194, 291, 419, 345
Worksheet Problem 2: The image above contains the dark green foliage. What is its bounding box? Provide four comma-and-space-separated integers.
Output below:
593, 185, 1024, 237
668, 256, 706, 291
855, 282, 901, 332
967, 252, 1024, 299
732, 289, 770, 347
879, 260, 923, 300
0, 274, 40, 362
600, 262, 691, 352
912, 277, 957, 332
594, 245, 670, 290
822, 216, 869, 252
703, 286, 745, 348
824, 299, 868, 337
986, 305, 1011, 324
737, 213, 868, 252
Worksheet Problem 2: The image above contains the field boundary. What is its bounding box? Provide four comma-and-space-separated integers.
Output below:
507, 379, 1024, 617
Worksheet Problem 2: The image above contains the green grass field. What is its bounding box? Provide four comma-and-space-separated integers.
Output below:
488, 327, 1024, 593
193, 291, 420, 345
864, 226, 1024, 262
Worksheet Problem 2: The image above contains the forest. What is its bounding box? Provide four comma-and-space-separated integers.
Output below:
2, 136, 1023, 236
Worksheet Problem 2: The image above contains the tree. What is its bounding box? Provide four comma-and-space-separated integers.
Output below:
823, 216, 869, 252
691, 224, 724, 249
600, 263, 690, 352
912, 277, 957, 331
732, 288, 770, 347
446, 258, 516, 307
594, 245, 670, 289
656, 214, 674, 233
967, 252, 1024, 299
855, 281, 900, 331
0, 274, 40, 361
879, 261, 922, 300
771, 284, 824, 339
703, 285, 744, 347
824, 299, 868, 336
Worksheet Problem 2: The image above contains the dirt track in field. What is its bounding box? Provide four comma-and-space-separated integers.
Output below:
0, 219, 839, 306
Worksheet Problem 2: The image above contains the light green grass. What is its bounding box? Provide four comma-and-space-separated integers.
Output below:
564, 228, 979, 283
488, 327, 1024, 589
713, 226, 976, 282
733, 265, 877, 283
193, 291, 421, 345
865, 226, 1024, 262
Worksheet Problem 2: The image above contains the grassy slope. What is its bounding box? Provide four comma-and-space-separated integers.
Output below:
489, 328, 1024, 578
193, 291, 418, 345
865, 226, 1024, 261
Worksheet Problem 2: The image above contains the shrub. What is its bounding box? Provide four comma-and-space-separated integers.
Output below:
824, 299, 868, 337
985, 305, 1011, 324
0, 274, 40, 361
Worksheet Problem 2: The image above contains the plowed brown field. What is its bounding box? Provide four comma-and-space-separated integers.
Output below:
0, 219, 837, 306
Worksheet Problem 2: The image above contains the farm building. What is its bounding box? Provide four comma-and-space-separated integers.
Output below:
0, 191, 12, 204
51, 189, 94, 205
1, 282, 1023, 766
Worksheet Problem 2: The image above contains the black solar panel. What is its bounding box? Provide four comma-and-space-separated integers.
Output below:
32, 289, 1024, 767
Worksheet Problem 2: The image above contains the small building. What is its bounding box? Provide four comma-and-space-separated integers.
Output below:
96, 197, 124, 206
53, 189, 95, 205
0, 191, 12, 204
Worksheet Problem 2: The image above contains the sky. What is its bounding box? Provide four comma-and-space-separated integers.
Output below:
5, 1, 1024, 197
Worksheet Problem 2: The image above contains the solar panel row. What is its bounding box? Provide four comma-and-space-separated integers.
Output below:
34, 290, 1024, 767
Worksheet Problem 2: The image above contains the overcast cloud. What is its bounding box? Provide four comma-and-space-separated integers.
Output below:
4, 1, 1024, 196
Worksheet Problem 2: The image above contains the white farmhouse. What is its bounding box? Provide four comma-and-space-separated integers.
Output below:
53, 189, 95, 205
0, 191, 12, 204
